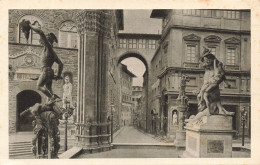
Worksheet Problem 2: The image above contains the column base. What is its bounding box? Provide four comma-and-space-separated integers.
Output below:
80, 144, 112, 154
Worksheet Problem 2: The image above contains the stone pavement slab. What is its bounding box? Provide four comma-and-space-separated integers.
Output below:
113, 126, 162, 144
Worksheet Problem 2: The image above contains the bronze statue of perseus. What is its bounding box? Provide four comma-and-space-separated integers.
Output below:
20, 20, 64, 104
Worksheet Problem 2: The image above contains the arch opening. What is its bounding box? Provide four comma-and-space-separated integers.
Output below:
117, 52, 148, 70
16, 90, 41, 132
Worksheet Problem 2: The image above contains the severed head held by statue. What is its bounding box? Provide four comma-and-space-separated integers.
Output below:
185, 47, 234, 124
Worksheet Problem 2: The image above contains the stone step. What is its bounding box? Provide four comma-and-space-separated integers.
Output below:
10, 155, 34, 159
10, 150, 65, 159
9, 142, 31, 146
9, 148, 31, 153
9, 151, 33, 157
9, 144, 31, 148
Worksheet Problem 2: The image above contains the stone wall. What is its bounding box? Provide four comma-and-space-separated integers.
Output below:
9, 9, 79, 133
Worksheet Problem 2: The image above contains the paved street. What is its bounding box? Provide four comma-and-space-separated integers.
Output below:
78, 126, 181, 158
77, 148, 181, 158
113, 126, 162, 144
77, 126, 250, 158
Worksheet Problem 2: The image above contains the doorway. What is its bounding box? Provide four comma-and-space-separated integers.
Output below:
16, 90, 41, 132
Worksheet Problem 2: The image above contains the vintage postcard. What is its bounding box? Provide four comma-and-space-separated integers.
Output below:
1, 0, 260, 165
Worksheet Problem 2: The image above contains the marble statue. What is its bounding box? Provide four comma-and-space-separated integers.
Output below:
185, 47, 234, 124
172, 112, 178, 125
63, 75, 73, 109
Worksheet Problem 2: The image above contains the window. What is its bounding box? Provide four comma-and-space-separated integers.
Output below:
224, 10, 240, 19
129, 39, 137, 48
212, 10, 221, 18
226, 48, 236, 65
19, 15, 42, 45
183, 10, 200, 16
138, 39, 146, 48
119, 39, 127, 48
59, 21, 78, 48
224, 37, 240, 66
183, 34, 200, 66
186, 45, 196, 62
148, 39, 156, 49
202, 10, 212, 17
204, 35, 221, 57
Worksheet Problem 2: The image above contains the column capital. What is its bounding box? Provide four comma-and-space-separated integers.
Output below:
76, 10, 112, 37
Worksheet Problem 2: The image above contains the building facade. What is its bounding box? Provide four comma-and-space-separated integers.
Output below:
150, 9, 251, 137
116, 33, 161, 132
9, 10, 81, 133
132, 86, 143, 127
119, 64, 136, 126
9, 9, 124, 151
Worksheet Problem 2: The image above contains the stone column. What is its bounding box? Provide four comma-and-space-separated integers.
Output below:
74, 10, 112, 152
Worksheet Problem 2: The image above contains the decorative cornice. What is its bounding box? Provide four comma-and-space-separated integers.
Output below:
224, 37, 240, 44
204, 35, 222, 43
159, 25, 250, 46
157, 66, 250, 79
183, 34, 201, 41
9, 47, 41, 59
75, 10, 112, 38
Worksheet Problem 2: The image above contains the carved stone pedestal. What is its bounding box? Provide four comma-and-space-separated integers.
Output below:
180, 115, 234, 158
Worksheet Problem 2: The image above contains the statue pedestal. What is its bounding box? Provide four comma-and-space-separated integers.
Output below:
180, 115, 235, 158
173, 130, 186, 147
167, 125, 178, 142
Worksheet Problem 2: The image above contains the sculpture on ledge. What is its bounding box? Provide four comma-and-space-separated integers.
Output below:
185, 47, 234, 125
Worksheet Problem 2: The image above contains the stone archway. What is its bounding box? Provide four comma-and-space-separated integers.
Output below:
16, 90, 41, 132
117, 52, 148, 69
117, 52, 149, 131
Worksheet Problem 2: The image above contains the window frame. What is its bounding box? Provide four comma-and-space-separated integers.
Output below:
148, 39, 156, 49
186, 44, 197, 63
223, 10, 240, 20
59, 21, 78, 49
226, 46, 237, 65
138, 39, 146, 49
18, 15, 42, 45
224, 37, 240, 67
119, 38, 127, 48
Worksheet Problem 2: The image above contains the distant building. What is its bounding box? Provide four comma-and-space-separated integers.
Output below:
116, 33, 161, 130
150, 9, 251, 137
119, 64, 136, 126
132, 86, 143, 126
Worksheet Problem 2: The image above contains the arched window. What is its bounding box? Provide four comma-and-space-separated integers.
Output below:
18, 15, 42, 45
59, 21, 78, 48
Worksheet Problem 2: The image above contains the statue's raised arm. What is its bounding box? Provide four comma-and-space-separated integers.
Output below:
20, 19, 63, 103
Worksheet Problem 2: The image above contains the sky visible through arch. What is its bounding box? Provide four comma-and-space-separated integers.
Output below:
120, 10, 162, 87
121, 57, 146, 86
